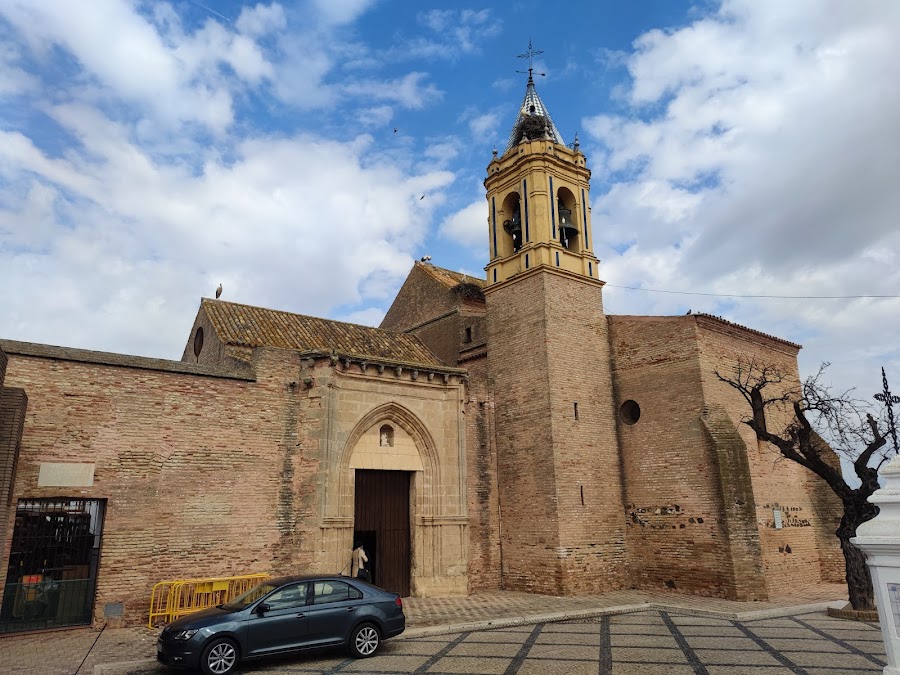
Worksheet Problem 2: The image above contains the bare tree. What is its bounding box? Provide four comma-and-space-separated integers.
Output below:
716, 360, 892, 611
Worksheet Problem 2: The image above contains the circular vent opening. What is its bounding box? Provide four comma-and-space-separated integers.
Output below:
620, 400, 641, 425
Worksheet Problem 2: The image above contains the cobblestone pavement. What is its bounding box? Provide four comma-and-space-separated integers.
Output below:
0, 584, 855, 675
103, 610, 887, 675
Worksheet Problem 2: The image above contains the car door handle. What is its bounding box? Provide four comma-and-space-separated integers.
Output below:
296, 613, 305, 618
346, 607, 357, 612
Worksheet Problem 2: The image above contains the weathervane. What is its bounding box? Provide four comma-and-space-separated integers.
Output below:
517, 39, 545, 80
874, 367, 900, 453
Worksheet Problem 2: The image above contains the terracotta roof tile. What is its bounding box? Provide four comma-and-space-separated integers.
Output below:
202, 299, 445, 367
418, 262, 486, 289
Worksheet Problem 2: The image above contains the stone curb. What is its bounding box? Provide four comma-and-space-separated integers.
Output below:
827, 603, 881, 622
92, 599, 845, 674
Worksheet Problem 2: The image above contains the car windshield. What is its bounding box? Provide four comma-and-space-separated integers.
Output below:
221, 582, 278, 610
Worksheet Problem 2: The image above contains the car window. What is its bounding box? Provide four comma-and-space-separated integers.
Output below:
222, 583, 277, 610
311, 580, 356, 605
263, 583, 308, 610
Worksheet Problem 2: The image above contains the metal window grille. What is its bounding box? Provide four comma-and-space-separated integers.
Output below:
1, 498, 106, 633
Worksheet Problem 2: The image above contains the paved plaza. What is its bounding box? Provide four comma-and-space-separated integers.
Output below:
0, 585, 889, 675
104, 611, 887, 675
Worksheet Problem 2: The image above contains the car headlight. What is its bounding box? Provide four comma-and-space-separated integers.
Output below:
172, 629, 199, 640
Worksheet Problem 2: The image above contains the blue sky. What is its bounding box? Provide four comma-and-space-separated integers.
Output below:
1, 0, 899, 408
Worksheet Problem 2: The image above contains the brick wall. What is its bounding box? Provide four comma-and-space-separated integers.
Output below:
461, 353, 501, 591
487, 269, 625, 595
609, 316, 746, 598
609, 314, 840, 598
0, 346, 7, 391
181, 303, 236, 366
0, 380, 26, 569
381, 264, 459, 333
695, 316, 843, 592
1, 346, 308, 626
2, 334, 471, 625
0, 346, 26, 575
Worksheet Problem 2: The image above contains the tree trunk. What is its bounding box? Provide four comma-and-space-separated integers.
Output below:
839, 534, 875, 610
838, 501, 878, 611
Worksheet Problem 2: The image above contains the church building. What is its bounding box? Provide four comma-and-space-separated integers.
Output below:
0, 71, 843, 631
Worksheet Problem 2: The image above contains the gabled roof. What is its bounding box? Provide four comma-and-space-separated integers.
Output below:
201, 299, 445, 367
417, 262, 486, 290
505, 73, 565, 153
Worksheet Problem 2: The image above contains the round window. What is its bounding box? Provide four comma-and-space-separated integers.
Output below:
620, 400, 641, 425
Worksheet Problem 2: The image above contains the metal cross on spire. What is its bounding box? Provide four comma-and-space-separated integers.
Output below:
874, 367, 900, 453
517, 39, 543, 79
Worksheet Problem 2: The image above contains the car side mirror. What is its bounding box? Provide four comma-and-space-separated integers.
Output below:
255, 603, 270, 614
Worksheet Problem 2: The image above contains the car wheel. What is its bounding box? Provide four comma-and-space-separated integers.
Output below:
349, 622, 380, 658
200, 638, 239, 675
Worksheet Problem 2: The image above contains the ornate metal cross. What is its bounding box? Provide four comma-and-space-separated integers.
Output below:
518, 40, 543, 76
874, 367, 900, 453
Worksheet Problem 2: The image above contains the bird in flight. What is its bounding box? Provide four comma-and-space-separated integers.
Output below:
216, 283, 223, 299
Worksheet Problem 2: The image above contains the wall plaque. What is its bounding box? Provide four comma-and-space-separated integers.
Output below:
37, 463, 95, 487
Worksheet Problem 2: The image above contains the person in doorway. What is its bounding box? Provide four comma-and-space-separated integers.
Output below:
351, 543, 369, 582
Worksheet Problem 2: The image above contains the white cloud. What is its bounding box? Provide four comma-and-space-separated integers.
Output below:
439, 200, 486, 249
0, 0, 278, 132
340, 72, 442, 110
422, 139, 461, 169
0, 99, 455, 357
356, 105, 394, 128
585, 0, 900, 394
308, 0, 375, 26
236, 3, 287, 36
469, 113, 500, 140
337, 307, 386, 328
386, 9, 501, 62
0, 41, 36, 97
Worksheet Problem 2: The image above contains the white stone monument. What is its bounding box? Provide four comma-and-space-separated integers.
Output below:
852, 454, 900, 675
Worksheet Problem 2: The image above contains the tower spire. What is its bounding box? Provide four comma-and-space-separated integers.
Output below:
505, 41, 564, 153
517, 39, 543, 83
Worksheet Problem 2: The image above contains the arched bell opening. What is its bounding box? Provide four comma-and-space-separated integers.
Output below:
557, 187, 579, 252
501, 192, 523, 254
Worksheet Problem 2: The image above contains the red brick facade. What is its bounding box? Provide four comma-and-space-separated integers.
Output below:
0, 120, 844, 628
485, 269, 625, 594
0, 334, 468, 626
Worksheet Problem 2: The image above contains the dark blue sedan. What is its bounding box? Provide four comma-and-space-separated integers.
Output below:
156, 575, 405, 675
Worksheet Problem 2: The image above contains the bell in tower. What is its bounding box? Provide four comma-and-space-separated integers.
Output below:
503, 199, 523, 253
558, 199, 577, 250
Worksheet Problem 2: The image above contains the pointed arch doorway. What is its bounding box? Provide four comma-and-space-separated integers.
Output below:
353, 469, 410, 597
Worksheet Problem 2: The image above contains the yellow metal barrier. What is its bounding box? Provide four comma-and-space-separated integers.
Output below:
148, 573, 270, 627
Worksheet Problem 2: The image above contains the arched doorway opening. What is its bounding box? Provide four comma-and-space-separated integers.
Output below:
346, 416, 427, 597
353, 469, 410, 597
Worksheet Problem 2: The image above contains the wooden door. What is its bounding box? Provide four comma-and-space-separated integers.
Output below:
354, 470, 410, 597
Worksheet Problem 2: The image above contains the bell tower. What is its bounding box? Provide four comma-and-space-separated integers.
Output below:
484, 49, 626, 595
484, 70, 597, 286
